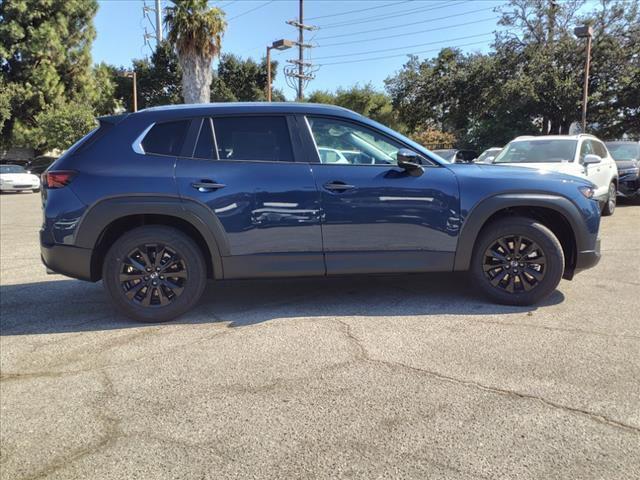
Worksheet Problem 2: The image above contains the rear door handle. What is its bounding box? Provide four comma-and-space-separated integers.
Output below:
192, 180, 226, 192
324, 181, 355, 192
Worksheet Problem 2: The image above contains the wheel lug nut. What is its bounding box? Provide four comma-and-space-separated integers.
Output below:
146, 267, 152, 272
160, 275, 164, 280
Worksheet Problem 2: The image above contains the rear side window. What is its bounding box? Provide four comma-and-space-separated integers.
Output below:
141, 120, 190, 156
193, 118, 216, 159
592, 140, 608, 158
213, 116, 293, 162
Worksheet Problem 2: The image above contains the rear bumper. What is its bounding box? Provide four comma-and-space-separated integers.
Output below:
40, 233, 94, 281
574, 237, 601, 275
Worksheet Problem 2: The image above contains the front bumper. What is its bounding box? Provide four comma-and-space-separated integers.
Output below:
40, 232, 94, 281
617, 173, 640, 198
0, 182, 40, 191
574, 237, 601, 275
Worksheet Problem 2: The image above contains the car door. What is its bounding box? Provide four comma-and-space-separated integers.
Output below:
175, 115, 323, 278
591, 139, 617, 188
301, 115, 460, 275
579, 139, 609, 197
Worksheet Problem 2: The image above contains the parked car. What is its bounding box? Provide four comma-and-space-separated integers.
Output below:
0, 164, 41, 193
432, 149, 479, 163
475, 147, 502, 163
493, 135, 618, 216
40, 104, 601, 322
604, 141, 640, 201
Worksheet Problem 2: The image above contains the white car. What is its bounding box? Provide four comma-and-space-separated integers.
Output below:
493, 134, 619, 215
0, 164, 41, 193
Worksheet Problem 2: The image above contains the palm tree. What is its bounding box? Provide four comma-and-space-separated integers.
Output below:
164, 0, 226, 103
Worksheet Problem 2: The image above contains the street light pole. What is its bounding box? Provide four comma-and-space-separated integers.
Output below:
120, 70, 138, 112
265, 39, 294, 102
574, 25, 593, 133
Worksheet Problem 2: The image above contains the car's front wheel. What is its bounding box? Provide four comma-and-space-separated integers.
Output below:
102, 225, 207, 322
601, 181, 616, 216
471, 217, 564, 306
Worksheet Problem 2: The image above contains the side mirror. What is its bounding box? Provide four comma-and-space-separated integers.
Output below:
397, 149, 424, 176
583, 154, 602, 165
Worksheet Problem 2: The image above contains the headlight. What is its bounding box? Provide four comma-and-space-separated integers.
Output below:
579, 185, 595, 199
619, 167, 639, 175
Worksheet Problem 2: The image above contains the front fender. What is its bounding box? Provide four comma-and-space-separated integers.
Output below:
453, 193, 597, 272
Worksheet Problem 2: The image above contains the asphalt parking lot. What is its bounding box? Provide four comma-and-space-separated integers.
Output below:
0, 192, 639, 479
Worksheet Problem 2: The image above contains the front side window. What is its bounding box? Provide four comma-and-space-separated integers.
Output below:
494, 139, 578, 164
212, 116, 293, 162
141, 120, 190, 156
579, 140, 593, 162
307, 117, 406, 165
592, 140, 608, 158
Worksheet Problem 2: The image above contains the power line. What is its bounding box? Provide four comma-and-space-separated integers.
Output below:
316, 17, 498, 49
315, 31, 494, 60
314, 5, 496, 41
317, 39, 492, 66
228, 0, 275, 21
316, 0, 467, 29
306, 0, 412, 21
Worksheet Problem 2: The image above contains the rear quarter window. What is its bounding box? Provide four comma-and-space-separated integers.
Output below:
141, 120, 190, 156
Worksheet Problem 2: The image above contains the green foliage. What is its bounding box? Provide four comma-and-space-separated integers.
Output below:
210, 54, 285, 102
385, 0, 640, 148
0, 0, 98, 146
27, 103, 97, 152
307, 84, 404, 131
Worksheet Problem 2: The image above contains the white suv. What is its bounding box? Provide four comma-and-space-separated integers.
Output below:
492, 134, 619, 215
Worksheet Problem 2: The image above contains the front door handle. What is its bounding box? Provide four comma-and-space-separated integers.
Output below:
192, 180, 226, 192
324, 181, 355, 192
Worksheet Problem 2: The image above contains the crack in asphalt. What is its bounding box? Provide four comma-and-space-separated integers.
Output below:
330, 318, 640, 435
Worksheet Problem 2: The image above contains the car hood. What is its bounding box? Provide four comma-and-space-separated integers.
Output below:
489, 161, 581, 175
450, 163, 592, 185
615, 159, 638, 170
0, 173, 40, 183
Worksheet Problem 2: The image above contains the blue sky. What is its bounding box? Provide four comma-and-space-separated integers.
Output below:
93, 0, 506, 100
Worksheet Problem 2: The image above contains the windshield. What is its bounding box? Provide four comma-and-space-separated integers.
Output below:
605, 142, 640, 161
432, 149, 456, 161
477, 148, 501, 163
0, 165, 27, 174
494, 139, 577, 164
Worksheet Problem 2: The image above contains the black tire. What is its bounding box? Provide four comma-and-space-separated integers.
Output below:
102, 225, 207, 322
471, 216, 564, 306
33, 188, 40, 193
601, 181, 616, 216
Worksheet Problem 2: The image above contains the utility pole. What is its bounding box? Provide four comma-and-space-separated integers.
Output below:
155, 0, 163, 46
574, 25, 593, 132
297, 0, 304, 101
142, 0, 163, 52
285, 0, 317, 101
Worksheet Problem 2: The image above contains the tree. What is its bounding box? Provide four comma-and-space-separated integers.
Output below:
27, 102, 96, 152
0, 0, 98, 146
210, 54, 285, 102
307, 84, 404, 131
164, 0, 226, 103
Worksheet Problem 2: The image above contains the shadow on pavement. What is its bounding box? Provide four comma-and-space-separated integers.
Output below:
0, 273, 565, 336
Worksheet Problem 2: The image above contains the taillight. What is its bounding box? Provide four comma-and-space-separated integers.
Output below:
42, 171, 76, 189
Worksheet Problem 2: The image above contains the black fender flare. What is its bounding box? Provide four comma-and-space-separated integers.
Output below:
74, 195, 228, 279
453, 193, 587, 271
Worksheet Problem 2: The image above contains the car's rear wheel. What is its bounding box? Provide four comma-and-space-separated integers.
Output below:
471, 217, 564, 306
103, 225, 207, 322
601, 181, 616, 216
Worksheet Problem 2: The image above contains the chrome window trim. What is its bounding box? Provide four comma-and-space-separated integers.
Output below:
131, 123, 155, 155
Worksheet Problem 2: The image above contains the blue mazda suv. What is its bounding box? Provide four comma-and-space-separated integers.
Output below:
40, 103, 601, 322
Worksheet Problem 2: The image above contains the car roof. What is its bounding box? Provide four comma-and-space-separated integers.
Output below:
512, 134, 600, 142
137, 102, 355, 116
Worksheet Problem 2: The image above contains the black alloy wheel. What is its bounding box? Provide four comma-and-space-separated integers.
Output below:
119, 244, 187, 307
103, 225, 207, 322
482, 235, 546, 294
